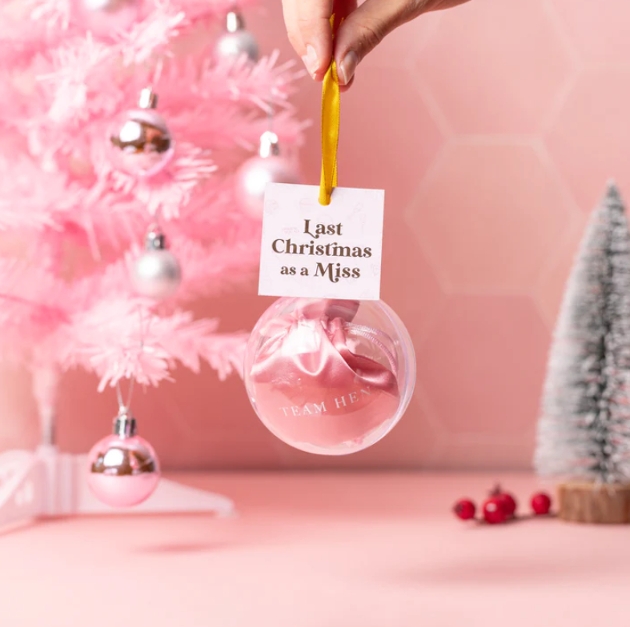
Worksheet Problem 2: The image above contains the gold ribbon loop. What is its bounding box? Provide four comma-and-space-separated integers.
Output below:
318, 21, 341, 205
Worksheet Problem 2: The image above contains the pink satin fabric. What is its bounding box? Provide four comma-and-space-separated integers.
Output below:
250, 299, 401, 451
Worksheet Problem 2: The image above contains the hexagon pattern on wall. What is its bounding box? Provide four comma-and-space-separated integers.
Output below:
415, 0, 574, 134
11, 0, 625, 471
371, 0, 620, 470
336, 0, 619, 470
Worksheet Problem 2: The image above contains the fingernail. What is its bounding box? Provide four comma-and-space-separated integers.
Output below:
301, 45, 319, 78
337, 51, 358, 85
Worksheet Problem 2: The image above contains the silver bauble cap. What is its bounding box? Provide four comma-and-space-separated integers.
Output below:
114, 407, 137, 438
145, 227, 167, 251
259, 131, 280, 158
226, 10, 245, 32
138, 87, 158, 110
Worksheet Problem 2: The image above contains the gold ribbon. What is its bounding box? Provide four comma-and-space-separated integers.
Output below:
318, 19, 341, 205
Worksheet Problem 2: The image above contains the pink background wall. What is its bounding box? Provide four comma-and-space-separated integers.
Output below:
1, 0, 627, 470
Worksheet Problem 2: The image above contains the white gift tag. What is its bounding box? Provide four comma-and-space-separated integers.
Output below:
258, 183, 384, 300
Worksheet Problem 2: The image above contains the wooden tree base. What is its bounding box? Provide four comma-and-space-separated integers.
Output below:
558, 481, 630, 524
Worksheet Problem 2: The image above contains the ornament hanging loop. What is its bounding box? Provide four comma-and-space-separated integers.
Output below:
319, 15, 341, 206
266, 99, 275, 133
115, 377, 135, 413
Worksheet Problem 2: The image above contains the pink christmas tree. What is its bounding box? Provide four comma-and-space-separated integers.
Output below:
0, 0, 303, 519
0, 0, 303, 396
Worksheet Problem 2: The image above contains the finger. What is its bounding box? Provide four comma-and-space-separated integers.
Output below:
294, 0, 334, 81
423, 0, 470, 12
282, 0, 305, 60
292, 0, 357, 82
338, 74, 355, 93
333, 0, 357, 90
334, 0, 359, 22
334, 0, 424, 86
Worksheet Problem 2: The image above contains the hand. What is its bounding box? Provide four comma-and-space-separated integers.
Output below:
282, 0, 470, 89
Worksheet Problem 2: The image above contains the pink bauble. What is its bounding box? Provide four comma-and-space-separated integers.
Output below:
87, 433, 160, 507
109, 108, 174, 178
234, 156, 299, 218
244, 298, 416, 455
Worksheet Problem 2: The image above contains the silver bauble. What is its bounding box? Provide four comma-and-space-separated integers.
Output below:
132, 249, 181, 299
131, 228, 182, 299
110, 88, 174, 178
82, 0, 137, 11
215, 11, 259, 63
79, 0, 140, 36
234, 131, 300, 218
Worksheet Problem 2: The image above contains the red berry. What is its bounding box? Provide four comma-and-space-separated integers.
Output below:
499, 493, 517, 517
482, 497, 509, 524
490, 484, 517, 517
531, 492, 552, 515
453, 498, 476, 520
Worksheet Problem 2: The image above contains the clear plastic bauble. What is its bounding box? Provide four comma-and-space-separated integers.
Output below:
244, 298, 416, 455
109, 108, 174, 178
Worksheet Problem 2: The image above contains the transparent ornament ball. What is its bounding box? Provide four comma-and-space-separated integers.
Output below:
87, 433, 160, 507
244, 298, 416, 455
234, 156, 300, 218
109, 108, 174, 178
131, 249, 182, 299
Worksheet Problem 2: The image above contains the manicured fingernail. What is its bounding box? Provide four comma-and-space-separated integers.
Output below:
301, 45, 319, 78
337, 51, 358, 85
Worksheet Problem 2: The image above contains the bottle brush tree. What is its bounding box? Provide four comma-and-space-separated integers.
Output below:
536, 182, 630, 523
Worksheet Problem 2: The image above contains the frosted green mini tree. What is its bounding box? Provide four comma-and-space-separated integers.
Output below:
536, 183, 630, 485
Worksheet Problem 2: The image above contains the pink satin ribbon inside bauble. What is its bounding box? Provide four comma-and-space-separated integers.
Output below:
250, 299, 400, 450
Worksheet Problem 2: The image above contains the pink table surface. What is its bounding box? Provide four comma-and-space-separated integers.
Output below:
0, 471, 626, 627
